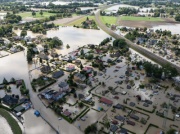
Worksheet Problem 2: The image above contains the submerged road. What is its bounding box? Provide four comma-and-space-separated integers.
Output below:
95, 6, 180, 73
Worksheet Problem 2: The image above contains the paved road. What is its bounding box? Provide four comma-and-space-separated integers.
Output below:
95, 6, 180, 73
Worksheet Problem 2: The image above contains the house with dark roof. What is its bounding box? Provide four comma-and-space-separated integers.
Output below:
52, 70, 64, 78
115, 115, 125, 122
39, 53, 48, 60
126, 120, 135, 126
143, 103, 149, 107
63, 110, 71, 117
74, 73, 86, 83
110, 125, 118, 132
119, 128, 128, 134
41, 66, 51, 73
2, 95, 18, 106
78, 94, 85, 100
58, 82, 69, 92
99, 97, 113, 106
129, 102, 135, 107
113, 103, 123, 109
52, 91, 65, 101
130, 114, 139, 121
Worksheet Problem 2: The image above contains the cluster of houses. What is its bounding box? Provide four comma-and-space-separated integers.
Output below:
41, 81, 69, 102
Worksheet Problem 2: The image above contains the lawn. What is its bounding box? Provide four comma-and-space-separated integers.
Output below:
0, 108, 22, 134
120, 16, 164, 21
100, 16, 118, 24
67, 16, 95, 26
18, 11, 56, 19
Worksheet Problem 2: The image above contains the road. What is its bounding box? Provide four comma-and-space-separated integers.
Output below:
19, 46, 83, 134
95, 6, 180, 73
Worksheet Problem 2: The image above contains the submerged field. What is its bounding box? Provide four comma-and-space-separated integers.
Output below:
120, 16, 164, 21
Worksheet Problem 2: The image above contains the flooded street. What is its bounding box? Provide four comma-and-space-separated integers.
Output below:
152, 24, 180, 34
0, 116, 13, 134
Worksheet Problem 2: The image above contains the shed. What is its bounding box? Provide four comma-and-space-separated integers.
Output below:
110, 125, 118, 132
115, 115, 125, 122
130, 114, 139, 120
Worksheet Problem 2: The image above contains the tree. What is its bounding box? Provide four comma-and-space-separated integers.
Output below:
175, 14, 180, 22
66, 44, 70, 49
166, 128, 176, 134
113, 39, 127, 49
32, 11, 36, 17
3, 78, 8, 85
20, 30, 27, 37
40, 10, 43, 16
84, 124, 97, 134
78, 102, 84, 108
80, 64, 83, 70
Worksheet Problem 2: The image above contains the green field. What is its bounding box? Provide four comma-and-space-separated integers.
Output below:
67, 16, 95, 26
100, 16, 118, 24
0, 108, 22, 134
18, 11, 56, 19
120, 16, 164, 21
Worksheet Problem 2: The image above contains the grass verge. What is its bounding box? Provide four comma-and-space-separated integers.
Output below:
0, 108, 22, 134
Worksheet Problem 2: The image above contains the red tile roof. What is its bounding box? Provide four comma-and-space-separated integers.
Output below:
99, 97, 113, 105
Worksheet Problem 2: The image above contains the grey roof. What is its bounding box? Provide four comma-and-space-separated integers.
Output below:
14, 105, 25, 113
145, 100, 152, 104
119, 128, 128, 134
110, 125, 118, 132
143, 103, 149, 107
129, 102, 135, 107
130, 114, 139, 120
113, 103, 123, 109
115, 115, 125, 121
52, 70, 64, 78
58, 82, 68, 88
2, 95, 18, 105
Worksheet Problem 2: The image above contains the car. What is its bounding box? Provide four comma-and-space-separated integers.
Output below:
81, 117, 86, 121
58, 117, 62, 120
175, 114, 180, 118
119, 75, 124, 78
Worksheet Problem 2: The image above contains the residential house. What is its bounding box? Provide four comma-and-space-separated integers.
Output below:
58, 82, 69, 92
83, 66, 93, 73
78, 94, 85, 100
66, 65, 75, 72
52, 91, 65, 101
16, 80, 23, 87
119, 128, 128, 134
41, 66, 51, 73
14, 105, 25, 113
52, 70, 64, 78
114, 115, 125, 122
2, 95, 18, 106
130, 114, 139, 121
99, 97, 113, 106
110, 125, 118, 133
126, 120, 135, 126
10, 46, 17, 53
74, 73, 86, 83
147, 39, 158, 46
136, 37, 146, 45
39, 53, 48, 60
74, 60, 81, 65
45, 92, 54, 100
0, 84, 5, 89
63, 110, 71, 117
51, 52, 58, 58
113, 103, 123, 109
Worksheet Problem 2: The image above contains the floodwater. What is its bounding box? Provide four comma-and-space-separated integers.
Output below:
41, 1, 70, 6
106, 4, 139, 12
0, 51, 29, 83
0, 116, 13, 134
46, 26, 110, 55
152, 24, 180, 35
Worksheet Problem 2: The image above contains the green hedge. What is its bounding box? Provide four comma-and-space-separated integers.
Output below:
88, 85, 99, 93
0, 108, 22, 134
79, 109, 90, 118
156, 111, 175, 121
0, 104, 12, 111
144, 123, 159, 134
136, 106, 155, 114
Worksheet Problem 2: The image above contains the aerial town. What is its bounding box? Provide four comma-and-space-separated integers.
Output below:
0, 0, 180, 134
